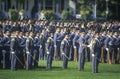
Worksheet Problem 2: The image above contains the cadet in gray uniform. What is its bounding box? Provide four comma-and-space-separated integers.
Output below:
78, 32, 87, 71
46, 33, 54, 70
89, 33, 101, 73
60, 34, 70, 69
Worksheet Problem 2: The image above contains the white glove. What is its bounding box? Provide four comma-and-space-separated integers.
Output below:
74, 46, 76, 49
92, 54, 95, 57
87, 45, 90, 47
40, 45, 42, 48
118, 48, 119, 50
11, 51, 15, 54
26, 51, 30, 54
54, 45, 57, 48
47, 51, 50, 54
62, 52, 64, 55
106, 48, 109, 51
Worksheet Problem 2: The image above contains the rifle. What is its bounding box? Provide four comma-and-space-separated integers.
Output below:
39, 45, 42, 60
23, 52, 26, 69
117, 48, 120, 64
74, 46, 78, 62
2, 51, 6, 69
112, 51, 115, 64
106, 48, 112, 64
54, 45, 57, 60
11, 50, 24, 67
14, 54, 24, 67
26, 51, 39, 63
62, 53, 70, 60
92, 53, 101, 62
101, 47, 104, 63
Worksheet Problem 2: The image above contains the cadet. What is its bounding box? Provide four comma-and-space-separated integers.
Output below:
18, 32, 26, 69
78, 32, 86, 71
34, 33, 40, 68
26, 32, 35, 70
118, 33, 120, 64
104, 32, 113, 64
3, 31, 11, 69
85, 30, 93, 62
54, 28, 60, 60
46, 33, 54, 70
60, 34, 70, 69
112, 32, 119, 64
0, 31, 3, 69
10, 31, 19, 70
99, 31, 107, 63
15, 31, 24, 69
73, 29, 80, 62
57, 28, 66, 59
39, 29, 46, 60
69, 28, 75, 61
90, 33, 101, 73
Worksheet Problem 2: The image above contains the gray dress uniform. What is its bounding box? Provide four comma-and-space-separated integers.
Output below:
78, 34, 86, 71
90, 37, 101, 73
60, 37, 70, 69
46, 36, 54, 70
3, 33, 11, 69
10, 35, 19, 70
0, 34, 3, 69
25, 36, 34, 70
104, 34, 113, 64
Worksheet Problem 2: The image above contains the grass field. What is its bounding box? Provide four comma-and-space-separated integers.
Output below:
0, 60, 120, 79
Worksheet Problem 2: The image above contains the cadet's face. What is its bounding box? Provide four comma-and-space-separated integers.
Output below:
82, 33, 85, 37
73, 29, 75, 32
6, 32, 10, 36
103, 32, 106, 34
19, 32, 23, 36
26, 33, 29, 36
64, 28, 66, 32
36, 33, 39, 37
16, 32, 19, 36
30, 33, 33, 36
57, 29, 59, 32
114, 32, 118, 36
42, 30, 45, 33
61, 29, 63, 32
51, 34, 53, 37
110, 33, 112, 36
88, 30, 91, 33
0, 32, 2, 35
66, 35, 69, 39
96, 34, 99, 38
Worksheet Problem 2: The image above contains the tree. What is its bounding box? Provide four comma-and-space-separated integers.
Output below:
77, 0, 120, 20
97, 0, 120, 20
8, 9, 19, 21
77, 0, 93, 20
40, 10, 55, 20
62, 10, 72, 20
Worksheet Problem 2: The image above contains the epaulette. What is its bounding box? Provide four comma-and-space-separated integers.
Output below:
11, 38, 15, 41
47, 38, 50, 43
26, 38, 29, 42
61, 40, 64, 44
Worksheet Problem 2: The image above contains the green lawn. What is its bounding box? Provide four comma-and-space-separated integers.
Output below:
0, 60, 120, 79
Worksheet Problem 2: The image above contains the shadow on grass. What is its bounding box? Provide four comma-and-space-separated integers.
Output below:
100, 70, 120, 73
31, 66, 63, 71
